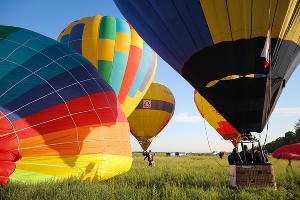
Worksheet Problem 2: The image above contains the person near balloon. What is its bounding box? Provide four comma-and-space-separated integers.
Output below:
144, 150, 155, 167
228, 148, 242, 165
263, 150, 269, 163
253, 147, 265, 164
240, 145, 253, 164
228, 148, 242, 188
218, 152, 224, 159
278, 154, 291, 166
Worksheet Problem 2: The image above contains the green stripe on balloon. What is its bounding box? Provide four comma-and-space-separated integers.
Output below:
99, 16, 116, 40
98, 60, 113, 82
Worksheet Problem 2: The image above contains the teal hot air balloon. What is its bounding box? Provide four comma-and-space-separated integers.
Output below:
0, 25, 132, 185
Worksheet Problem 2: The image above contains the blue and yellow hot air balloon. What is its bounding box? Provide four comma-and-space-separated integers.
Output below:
114, 0, 300, 135
0, 25, 132, 185
57, 15, 157, 117
128, 82, 175, 150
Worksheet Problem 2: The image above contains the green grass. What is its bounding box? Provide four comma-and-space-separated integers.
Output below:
1, 154, 299, 200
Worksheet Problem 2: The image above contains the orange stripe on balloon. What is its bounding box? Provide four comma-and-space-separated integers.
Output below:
118, 45, 142, 103
19, 122, 130, 157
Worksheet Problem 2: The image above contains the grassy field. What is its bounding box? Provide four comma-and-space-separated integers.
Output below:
1, 154, 299, 200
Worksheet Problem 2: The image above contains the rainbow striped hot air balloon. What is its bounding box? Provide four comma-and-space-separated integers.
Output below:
57, 15, 157, 117
0, 25, 132, 185
128, 82, 175, 150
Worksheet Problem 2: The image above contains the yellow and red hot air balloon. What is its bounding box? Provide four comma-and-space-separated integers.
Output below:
128, 82, 175, 151
57, 15, 157, 117
0, 26, 131, 185
194, 90, 240, 147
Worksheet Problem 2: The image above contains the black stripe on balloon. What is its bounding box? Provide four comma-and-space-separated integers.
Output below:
182, 38, 299, 133
136, 99, 174, 114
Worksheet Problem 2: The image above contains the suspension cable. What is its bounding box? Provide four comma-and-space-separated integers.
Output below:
263, 122, 269, 146
202, 118, 227, 168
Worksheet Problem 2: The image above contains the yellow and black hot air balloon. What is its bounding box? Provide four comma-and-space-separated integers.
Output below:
115, 0, 300, 136
128, 82, 175, 150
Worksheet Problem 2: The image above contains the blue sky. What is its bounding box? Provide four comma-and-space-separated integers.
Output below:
2, 0, 299, 152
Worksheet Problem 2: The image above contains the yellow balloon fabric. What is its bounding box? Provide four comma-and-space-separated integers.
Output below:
128, 82, 175, 150
57, 15, 157, 117
194, 91, 240, 147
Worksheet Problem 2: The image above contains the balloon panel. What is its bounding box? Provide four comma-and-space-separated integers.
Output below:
114, 0, 300, 133
272, 143, 300, 161
57, 15, 157, 117
128, 82, 175, 150
194, 90, 240, 147
0, 25, 132, 185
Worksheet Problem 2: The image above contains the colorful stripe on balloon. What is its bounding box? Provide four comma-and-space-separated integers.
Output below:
57, 16, 157, 117
0, 25, 132, 185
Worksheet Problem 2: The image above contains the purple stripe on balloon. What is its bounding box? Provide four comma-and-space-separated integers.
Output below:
69, 23, 85, 55
138, 50, 156, 92
1, 64, 113, 122
135, 99, 174, 114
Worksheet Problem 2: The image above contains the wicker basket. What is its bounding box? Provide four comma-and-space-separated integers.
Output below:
230, 164, 276, 189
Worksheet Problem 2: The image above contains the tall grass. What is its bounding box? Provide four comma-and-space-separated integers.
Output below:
1, 154, 299, 200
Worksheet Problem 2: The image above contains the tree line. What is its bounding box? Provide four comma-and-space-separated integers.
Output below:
264, 119, 300, 153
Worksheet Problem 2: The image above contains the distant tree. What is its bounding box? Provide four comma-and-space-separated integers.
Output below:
264, 119, 300, 153
285, 131, 296, 144
264, 141, 277, 153
295, 119, 300, 140
295, 119, 300, 130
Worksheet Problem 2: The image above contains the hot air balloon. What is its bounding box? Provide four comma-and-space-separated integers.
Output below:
128, 82, 175, 150
272, 143, 300, 161
0, 25, 132, 185
114, 0, 299, 136
57, 15, 157, 117
194, 90, 240, 147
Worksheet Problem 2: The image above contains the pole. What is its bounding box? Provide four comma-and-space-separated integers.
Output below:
241, 142, 246, 164
252, 142, 255, 163
259, 142, 266, 163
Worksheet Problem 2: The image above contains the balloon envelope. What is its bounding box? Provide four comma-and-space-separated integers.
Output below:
272, 143, 300, 160
128, 82, 175, 150
194, 90, 240, 147
0, 25, 132, 185
114, 0, 300, 133
57, 15, 157, 117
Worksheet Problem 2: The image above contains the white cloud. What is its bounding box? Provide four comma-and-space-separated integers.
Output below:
172, 112, 202, 123
273, 107, 300, 117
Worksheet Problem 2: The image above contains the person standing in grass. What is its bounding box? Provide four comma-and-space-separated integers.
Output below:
218, 152, 224, 159
144, 150, 155, 166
